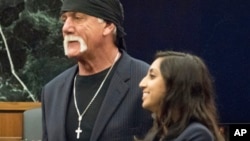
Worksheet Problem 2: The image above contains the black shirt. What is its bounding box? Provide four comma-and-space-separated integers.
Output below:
66, 67, 114, 141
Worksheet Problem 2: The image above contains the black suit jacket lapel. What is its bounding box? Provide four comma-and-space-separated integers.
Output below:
55, 65, 78, 140
90, 52, 131, 141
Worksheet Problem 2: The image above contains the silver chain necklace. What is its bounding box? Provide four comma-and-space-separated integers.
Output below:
73, 52, 119, 139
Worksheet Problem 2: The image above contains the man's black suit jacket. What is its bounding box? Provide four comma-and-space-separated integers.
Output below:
41, 51, 152, 141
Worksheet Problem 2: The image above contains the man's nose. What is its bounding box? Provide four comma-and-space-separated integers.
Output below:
62, 18, 75, 34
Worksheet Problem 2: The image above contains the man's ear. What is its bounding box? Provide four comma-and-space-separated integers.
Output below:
103, 22, 115, 36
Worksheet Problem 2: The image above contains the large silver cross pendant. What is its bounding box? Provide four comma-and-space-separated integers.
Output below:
75, 127, 82, 139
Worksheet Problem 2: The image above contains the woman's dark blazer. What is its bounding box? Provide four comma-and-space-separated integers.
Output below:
166, 122, 214, 141
41, 51, 152, 141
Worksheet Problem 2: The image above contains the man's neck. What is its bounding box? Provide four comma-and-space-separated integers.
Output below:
77, 49, 120, 75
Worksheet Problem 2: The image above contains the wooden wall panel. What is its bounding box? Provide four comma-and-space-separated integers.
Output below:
0, 102, 41, 140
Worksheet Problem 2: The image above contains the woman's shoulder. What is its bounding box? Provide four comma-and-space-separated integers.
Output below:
185, 122, 212, 132
173, 122, 214, 141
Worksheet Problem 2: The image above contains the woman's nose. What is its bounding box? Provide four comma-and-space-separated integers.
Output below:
139, 77, 146, 88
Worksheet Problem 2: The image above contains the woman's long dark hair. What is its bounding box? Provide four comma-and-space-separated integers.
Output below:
138, 51, 224, 141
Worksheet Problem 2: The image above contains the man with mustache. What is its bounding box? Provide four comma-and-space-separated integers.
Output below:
41, 0, 152, 141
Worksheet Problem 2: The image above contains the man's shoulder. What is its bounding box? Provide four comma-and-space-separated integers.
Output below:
121, 51, 149, 68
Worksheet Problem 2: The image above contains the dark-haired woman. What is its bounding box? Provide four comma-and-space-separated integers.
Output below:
137, 51, 225, 141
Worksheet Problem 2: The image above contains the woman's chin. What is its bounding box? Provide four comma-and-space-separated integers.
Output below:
142, 102, 149, 110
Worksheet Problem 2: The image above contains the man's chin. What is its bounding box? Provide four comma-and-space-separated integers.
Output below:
65, 54, 74, 58
64, 51, 77, 58
65, 51, 86, 59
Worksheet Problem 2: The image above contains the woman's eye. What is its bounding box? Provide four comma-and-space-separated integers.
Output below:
149, 74, 155, 79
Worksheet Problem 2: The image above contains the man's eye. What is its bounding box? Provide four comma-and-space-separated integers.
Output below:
60, 17, 66, 23
75, 16, 82, 19
74, 15, 84, 20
